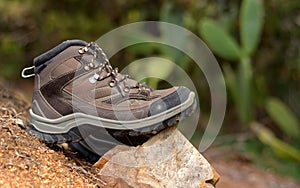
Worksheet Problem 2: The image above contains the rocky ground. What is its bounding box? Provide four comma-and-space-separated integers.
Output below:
0, 79, 300, 187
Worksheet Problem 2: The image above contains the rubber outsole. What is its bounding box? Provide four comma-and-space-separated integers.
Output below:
28, 97, 198, 161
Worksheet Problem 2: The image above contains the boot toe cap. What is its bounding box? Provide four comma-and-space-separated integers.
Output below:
148, 86, 191, 116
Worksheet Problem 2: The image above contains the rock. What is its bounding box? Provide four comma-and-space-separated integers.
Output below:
94, 127, 220, 188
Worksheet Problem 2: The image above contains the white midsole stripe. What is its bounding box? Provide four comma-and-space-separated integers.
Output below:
30, 92, 195, 134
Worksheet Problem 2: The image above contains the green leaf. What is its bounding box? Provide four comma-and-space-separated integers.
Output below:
266, 98, 300, 138
223, 65, 239, 107
238, 57, 253, 124
240, 0, 264, 56
127, 57, 175, 89
224, 59, 253, 125
199, 19, 241, 61
251, 122, 300, 161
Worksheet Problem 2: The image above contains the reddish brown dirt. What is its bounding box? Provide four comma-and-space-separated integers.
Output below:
0, 80, 106, 187
204, 148, 300, 188
1, 79, 300, 188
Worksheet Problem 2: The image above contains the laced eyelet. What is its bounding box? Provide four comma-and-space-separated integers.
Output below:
89, 73, 100, 84
109, 80, 116, 87
78, 48, 84, 54
124, 86, 130, 93
89, 63, 94, 68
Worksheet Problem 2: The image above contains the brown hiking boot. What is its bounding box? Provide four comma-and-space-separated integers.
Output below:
22, 39, 197, 161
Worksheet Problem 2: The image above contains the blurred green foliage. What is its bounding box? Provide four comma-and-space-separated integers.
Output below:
1, 0, 300, 180
200, 0, 300, 163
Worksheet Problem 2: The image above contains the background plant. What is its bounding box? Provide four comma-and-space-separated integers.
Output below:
199, 0, 300, 162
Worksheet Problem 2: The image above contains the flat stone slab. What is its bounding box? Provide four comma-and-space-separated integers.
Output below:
94, 127, 219, 188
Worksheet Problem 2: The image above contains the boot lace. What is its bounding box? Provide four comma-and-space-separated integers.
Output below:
78, 42, 150, 97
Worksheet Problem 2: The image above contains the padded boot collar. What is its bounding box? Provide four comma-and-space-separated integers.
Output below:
33, 39, 87, 74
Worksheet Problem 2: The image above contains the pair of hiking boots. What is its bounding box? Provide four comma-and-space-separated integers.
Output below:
22, 40, 197, 163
